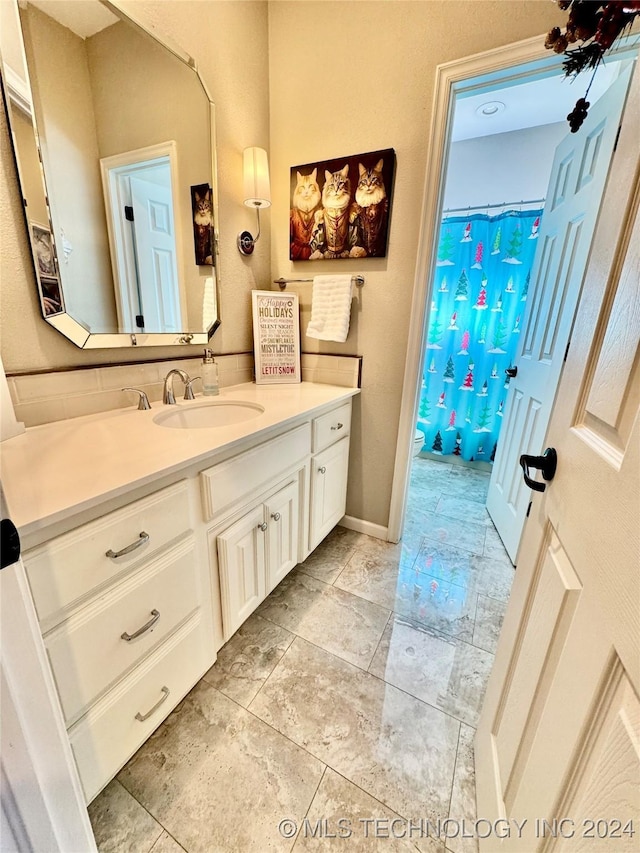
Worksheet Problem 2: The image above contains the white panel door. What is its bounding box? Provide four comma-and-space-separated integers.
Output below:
486, 64, 632, 563
1, 489, 96, 852
475, 59, 639, 852
130, 174, 182, 333
265, 480, 299, 594
217, 505, 266, 640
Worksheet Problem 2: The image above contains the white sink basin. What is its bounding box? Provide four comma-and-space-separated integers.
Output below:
152, 400, 265, 430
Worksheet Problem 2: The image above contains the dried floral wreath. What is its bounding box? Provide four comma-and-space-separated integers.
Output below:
545, 0, 640, 131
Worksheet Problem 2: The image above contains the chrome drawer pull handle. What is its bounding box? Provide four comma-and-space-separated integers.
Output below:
257, 521, 268, 532
271, 512, 281, 521
318, 466, 327, 474
121, 609, 160, 642
106, 531, 149, 559
331, 423, 344, 431
135, 686, 170, 722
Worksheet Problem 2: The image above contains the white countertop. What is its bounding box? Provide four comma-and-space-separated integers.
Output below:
0, 382, 359, 538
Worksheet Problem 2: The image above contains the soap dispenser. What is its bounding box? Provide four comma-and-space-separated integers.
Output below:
202, 349, 219, 396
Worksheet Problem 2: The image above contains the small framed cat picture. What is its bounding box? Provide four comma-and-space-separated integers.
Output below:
290, 147, 395, 261
190, 183, 214, 265
30, 222, 57, 276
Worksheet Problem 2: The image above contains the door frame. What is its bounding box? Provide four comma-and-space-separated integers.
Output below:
387, 33, 635, 545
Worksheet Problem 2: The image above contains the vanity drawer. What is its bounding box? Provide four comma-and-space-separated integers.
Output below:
24, 480, 191, 628
69, 612, 210, 804
200, 422, 310, 521
45, 536, 198, 725
312, 402, 352, 453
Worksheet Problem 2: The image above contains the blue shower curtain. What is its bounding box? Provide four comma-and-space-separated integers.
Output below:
417, 208, 543, 464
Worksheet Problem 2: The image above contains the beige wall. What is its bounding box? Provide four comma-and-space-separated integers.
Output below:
444, 122, 567, 210
1, 0, 565, 530
22, 4, 117, 331
1, 0, 270, 371
86, 20, 210, 332
269, 1, 564, 527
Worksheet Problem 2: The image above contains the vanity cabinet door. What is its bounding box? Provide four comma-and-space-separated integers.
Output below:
265, 480, 299, 594
309, 437, 350, 551
217, 505, 266, 639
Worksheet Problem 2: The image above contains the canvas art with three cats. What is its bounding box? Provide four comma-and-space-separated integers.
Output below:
289, 148, 395, 261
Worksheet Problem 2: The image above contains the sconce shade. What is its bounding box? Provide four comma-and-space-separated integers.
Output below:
243, 147, 271, 208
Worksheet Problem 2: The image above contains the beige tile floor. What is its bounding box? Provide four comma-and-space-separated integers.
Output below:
89, 458, 514, 853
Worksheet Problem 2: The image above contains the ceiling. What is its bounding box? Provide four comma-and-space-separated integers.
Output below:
452, 61, 625, 141
26, 0, 118, 38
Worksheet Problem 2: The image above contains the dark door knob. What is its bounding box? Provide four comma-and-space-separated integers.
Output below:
505, 366, 518, 377
1, 519, 21, 569
519, 448, 557, 493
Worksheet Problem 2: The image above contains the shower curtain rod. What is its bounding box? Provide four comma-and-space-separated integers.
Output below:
443, 197, 545, 215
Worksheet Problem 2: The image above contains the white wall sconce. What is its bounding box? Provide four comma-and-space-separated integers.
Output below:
237, 146, 271, 255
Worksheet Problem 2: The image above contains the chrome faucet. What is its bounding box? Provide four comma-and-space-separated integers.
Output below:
163, 369, 197, 405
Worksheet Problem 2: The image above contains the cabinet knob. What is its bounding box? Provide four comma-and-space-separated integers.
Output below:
257, 521, 268, 532
318, 466, 327, 474
271, 512, 281, 521
331, 423, 344, 431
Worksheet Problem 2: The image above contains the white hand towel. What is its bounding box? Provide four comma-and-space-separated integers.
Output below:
306, 275, 353, 343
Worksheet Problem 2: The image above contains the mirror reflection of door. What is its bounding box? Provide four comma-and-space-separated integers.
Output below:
101, 143, 186, 334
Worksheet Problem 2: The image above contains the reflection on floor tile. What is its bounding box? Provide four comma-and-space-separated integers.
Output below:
292, 767, 432, 852
446, 476, 489, 506
250, 638, 460, 823
336, 548, 477, 642
334, 549, 415, 610
469, 555, 514, 603
419, 511, 487, 556
436, 496, 493, 527
407, 485, 442, 514
92, 456, 515, 853
472, 595, 506, 655
483, 525, 514, 567
201, 612, 294, 707
414, 541, 478, 590
369, 616, 494, 727
118, 681, 324, 853
446, 725, 478, 853
257, 569, 389, 669
88, 779, 163, 853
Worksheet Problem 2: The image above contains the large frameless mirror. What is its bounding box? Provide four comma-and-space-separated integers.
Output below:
0, 0, 220, 348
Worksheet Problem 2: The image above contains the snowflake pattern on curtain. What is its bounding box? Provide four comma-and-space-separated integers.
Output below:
417, 209, 543, 463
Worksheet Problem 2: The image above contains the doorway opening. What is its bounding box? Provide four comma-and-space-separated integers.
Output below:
391, 37, 635, 571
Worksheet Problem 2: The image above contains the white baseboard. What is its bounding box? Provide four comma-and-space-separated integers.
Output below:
339, 515, 389, 541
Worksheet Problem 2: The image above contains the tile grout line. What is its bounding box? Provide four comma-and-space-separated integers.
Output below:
443, 721, 465, 845
387, 607, 495, 659
326, 765, 454, 850
237, 628, 296, 709
110, 778, 170, 853
240, 649, 462, 846
290, 764, 328, 851
366, 609, 393, 674
255, 592, 493, 727
330, 547, 359, 587
249, 628, 479, 733
149, 828, 187, 853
